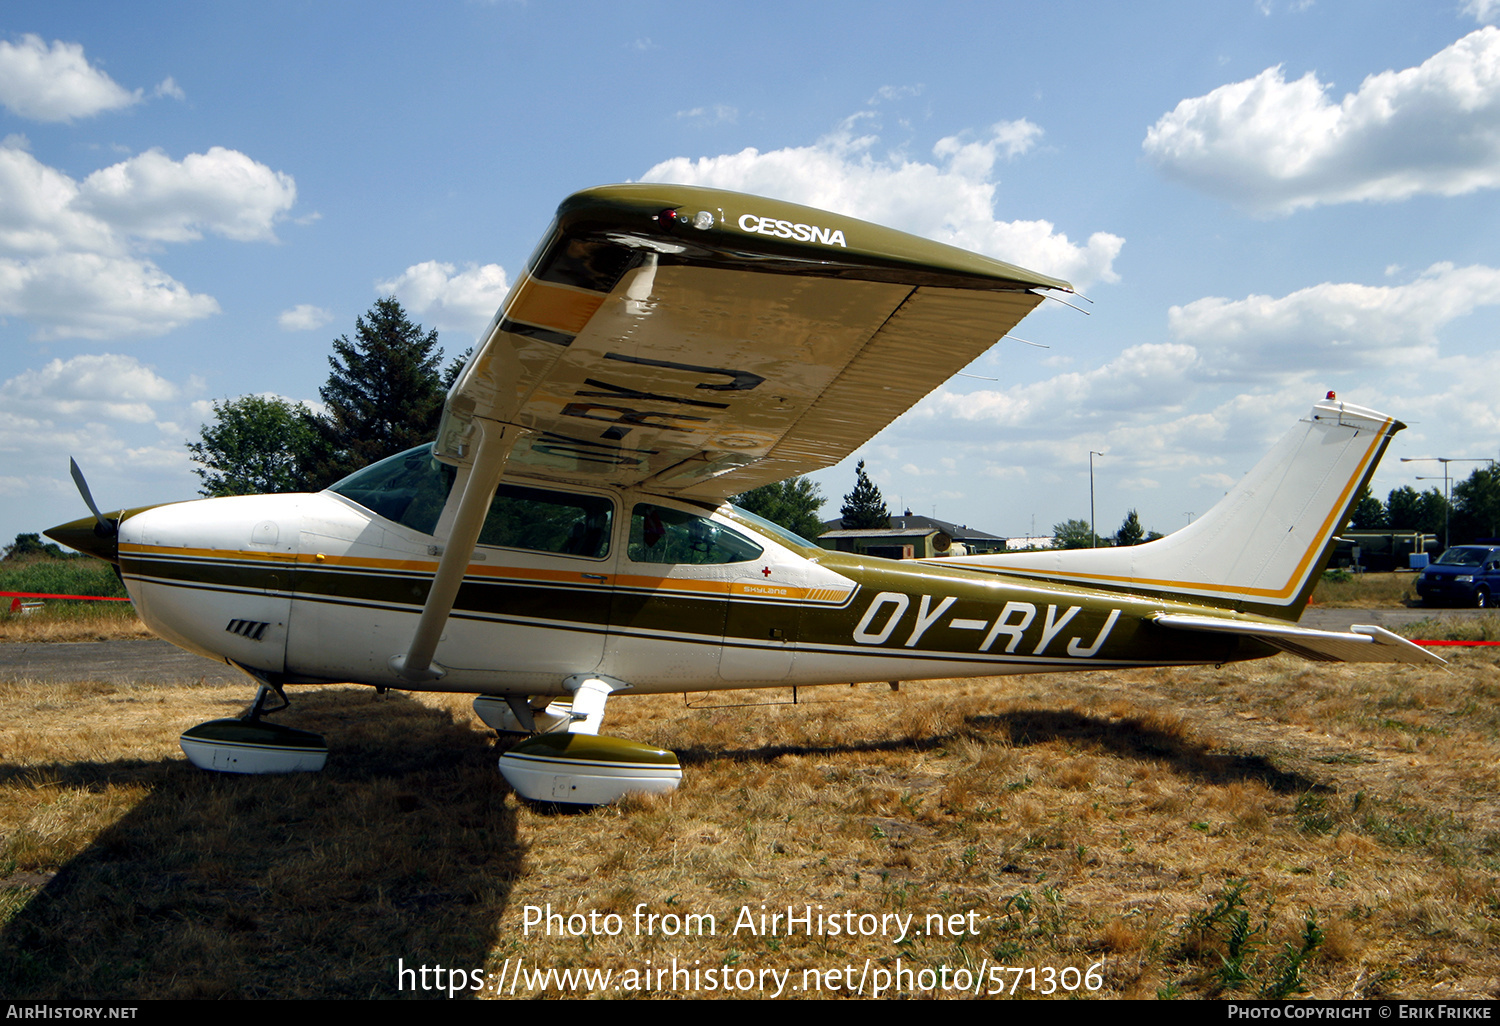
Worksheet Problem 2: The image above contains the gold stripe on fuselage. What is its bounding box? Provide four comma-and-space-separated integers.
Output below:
119, 544, 856, 606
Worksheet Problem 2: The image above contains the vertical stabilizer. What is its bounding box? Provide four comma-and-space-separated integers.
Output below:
946, 400, 1402, 620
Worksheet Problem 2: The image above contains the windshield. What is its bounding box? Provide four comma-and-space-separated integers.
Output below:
328, 444, 455, 535
1433, 547, 1493, 567
725, 503, 819, 551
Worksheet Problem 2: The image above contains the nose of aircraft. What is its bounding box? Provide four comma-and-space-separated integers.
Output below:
45, 505, 164, 564
45, 512, 115, 564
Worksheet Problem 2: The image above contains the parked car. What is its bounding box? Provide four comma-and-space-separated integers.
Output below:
1414, 545, 1500, 608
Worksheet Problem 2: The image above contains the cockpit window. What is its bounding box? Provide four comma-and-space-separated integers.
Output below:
628, 503, 763, 565
479, 485, 613, 559
328, 444, 455, 536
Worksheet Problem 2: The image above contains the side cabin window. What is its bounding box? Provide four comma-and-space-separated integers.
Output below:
328, 444, 455, 536
628, 503, 763, 565
479, 485, 613, 559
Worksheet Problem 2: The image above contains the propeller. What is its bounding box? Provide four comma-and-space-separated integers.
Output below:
70, 457, 117, 539
44, 459, 123, 563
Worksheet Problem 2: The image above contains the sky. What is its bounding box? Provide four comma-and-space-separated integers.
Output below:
5, 1, 1500, 550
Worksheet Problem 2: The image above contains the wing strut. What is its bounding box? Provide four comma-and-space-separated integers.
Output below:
392, 419, 518, 682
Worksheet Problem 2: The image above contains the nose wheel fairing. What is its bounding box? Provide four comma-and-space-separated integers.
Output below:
179, 675, 328, 775
179, 717, 328, 774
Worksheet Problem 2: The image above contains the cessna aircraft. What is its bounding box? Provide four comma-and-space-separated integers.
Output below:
46, 183, 1440, 805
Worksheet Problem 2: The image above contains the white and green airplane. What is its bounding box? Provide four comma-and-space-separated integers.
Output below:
48, 184, 1439, 805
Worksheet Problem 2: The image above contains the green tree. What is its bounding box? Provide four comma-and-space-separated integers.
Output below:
732, 477, 826, 541
1053, 518, 1097, 549
1386, 485, 1447, 535
1348, 485, 1387, 529
300, 297, 448, 489
3, 533, 68, 561
187, 395, 317, 496
839, 460, 890, 529
1115, 509, 1145, 547
1451, 464, 1500, 542
443, 346, 473, 389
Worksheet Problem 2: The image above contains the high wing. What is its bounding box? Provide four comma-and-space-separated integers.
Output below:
435, 183, 1070, 497
397, 184, 1068, 682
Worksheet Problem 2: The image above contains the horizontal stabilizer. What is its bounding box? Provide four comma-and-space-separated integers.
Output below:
1152, 614, 1444, 665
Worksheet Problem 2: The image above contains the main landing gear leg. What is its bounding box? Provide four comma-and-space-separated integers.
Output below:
178, 665, 328, 774
495, 673, 682, 806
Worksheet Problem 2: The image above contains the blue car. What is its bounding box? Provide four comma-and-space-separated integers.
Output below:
1415, 545, 1500, 608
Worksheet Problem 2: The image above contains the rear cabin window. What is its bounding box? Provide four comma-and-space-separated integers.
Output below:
628, 503, 763, 565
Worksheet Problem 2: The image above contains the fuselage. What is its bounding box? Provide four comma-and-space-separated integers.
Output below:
113, 460, 1269, 698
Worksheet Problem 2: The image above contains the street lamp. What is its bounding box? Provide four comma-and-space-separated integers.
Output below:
1400, 457, 1493, 550
1089, 451, 1103, 548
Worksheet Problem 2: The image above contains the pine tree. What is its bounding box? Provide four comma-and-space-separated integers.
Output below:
840, 460, 890, 529
299, 298, 447, 489
1115, 509, 1145, 546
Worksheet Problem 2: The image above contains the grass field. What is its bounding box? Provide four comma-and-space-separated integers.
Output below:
2, 653, 1496, 1000
1308, 572, 1418, 609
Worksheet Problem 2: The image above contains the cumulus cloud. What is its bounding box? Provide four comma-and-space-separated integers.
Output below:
1465, 0, 1500, 22
378, 260, 510, 338
153, 76, 184, 101
641, 116, 1123, 288
77, 147, 296, 243
278, 304, 332, 331
1145, 28, 1500, 213
1168, 262, 1500, 374
0, 252, 220, 341
0, 139, 293, 339
0, 353, 177, 422
924, 343, 1202, 430
0, 35, 140, 122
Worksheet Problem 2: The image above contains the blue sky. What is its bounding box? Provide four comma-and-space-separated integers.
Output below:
5, 1, 1500, 549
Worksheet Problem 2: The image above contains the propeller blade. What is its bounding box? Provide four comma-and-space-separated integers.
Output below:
69, 457, 116, 536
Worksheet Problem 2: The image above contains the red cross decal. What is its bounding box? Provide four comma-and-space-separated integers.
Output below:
761, 566, 772, 577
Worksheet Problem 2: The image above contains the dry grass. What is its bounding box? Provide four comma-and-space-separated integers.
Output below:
1309, 572, 1418, 608
2, 655, 1498, 1000
0, 603, 151, 643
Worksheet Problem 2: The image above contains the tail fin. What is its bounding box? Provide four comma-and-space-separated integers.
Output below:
948, 399, 1402, 620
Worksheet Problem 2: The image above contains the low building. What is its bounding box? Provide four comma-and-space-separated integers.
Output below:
817, 512, 1006, 559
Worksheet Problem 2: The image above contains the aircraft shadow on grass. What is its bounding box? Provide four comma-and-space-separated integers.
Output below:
0, 690, 522, 1000
674, 708, 1322, 795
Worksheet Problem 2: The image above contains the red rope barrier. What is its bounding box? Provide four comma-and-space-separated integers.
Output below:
2, 591, 132, 613
1410, 639, 1500, 647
